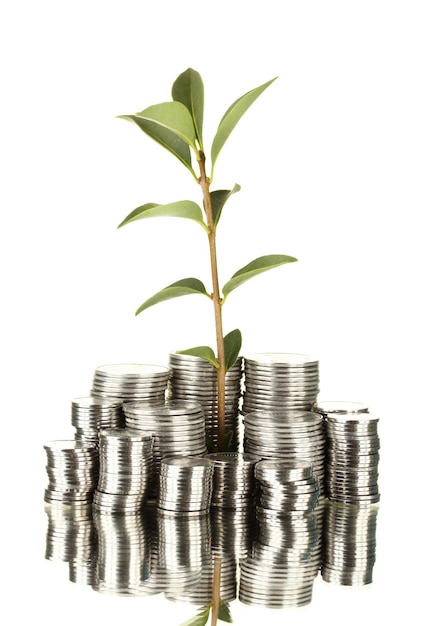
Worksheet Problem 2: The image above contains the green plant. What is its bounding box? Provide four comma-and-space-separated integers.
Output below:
117, 68, 297, 451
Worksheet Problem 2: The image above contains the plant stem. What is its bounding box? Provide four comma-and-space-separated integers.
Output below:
210, 557, 222, 626
198, 152, 226, 451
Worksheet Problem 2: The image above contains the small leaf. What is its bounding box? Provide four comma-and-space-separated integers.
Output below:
211, 77, 277, 175
210, 184, 241, 227
224, 329, 242, 372
172, 68, 204, 150
177, 346, 219, 368
218, 599, 233, 623
135, 278, 210, 315
220, 431, 233, 453
222, 254, 297, 299
118, 200, 207, 231
179, 605, 211, 626
117, 114, 196, 177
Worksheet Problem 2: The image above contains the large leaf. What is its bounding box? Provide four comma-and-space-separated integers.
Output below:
117, 113, 195, 177
222, 254, 297, 299
179, 605, 210, 626
224, 329, 242, 371
210, 77, 277, 174
218, 599, 233, 623
135, 278, 210, 316
118, 200, 208, 231
210, 184, 241, 227
172, 68, 204, 150
176, 345, 219, 368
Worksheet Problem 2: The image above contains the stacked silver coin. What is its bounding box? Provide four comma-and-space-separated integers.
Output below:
321, 501, 379, 585
93, 428, 153, 513
91, 363, 169, 403
206, 451, 259, 509
239, 459, 321, 608
92, 510, 151, 595
210, 506, 255, 560
242, 353, 320, 414
243, 409, 326, 497
157, 456, 214, 513
123, 400, 208, 495
167, 352, 243, 451
44, 440, 99, 504
44, 503, 95, 565
71, 396, 123, 445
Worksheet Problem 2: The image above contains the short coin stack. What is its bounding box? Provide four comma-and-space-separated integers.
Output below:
123, 400, 208, 496
206, 451, 259, 509
157, 456, 214, 513
239, 460, 321, 608
71, 396, 123, 446
44, 440, 99, 505
91, 363, 169, 404
167, 352, 243, 451
44, 503, 94, 566
93, 428, 153, 513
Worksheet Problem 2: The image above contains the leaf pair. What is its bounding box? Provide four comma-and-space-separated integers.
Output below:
178, 329, 242, 372
179, 599, 233, 626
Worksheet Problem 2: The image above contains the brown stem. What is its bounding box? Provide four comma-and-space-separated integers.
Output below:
210, 557, 222, 626
198, 152, 226, 451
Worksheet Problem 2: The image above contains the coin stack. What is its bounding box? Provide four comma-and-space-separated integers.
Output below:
206, 451, 259, 509
242, 353, 320, 415
92, 510, 151, 595
167, 352, 243, 451
157, 456, 215, 513
243, 409, 326, 497
123, 400, 208, 496
71, 396, 123, 446
44, 440, 99, 505
321, 501, 379, 585
44, 503, 95, 565
93, 428, 153, 513
91, 363, 169, 403
210, 506, 255, 560
239, 460, 321, 608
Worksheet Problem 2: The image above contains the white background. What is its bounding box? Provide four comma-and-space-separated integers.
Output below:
1, 1, 422, 624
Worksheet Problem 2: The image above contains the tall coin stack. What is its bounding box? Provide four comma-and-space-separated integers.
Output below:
167, 352, 243, 451
206, 451, 259, 509
123, 400, 208, 496
239, 459, 321, 608
44, 440, 99, 505
91, 363, 169, 404
157, 456, 214, 513
71, 396, 123, 446
93, 428, 153, 513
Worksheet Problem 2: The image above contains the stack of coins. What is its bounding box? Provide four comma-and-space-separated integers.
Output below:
92, 510, 151, 595
71, 396, 123, 445
157, 457, 214, 513
167, 352, 243, 451
242, 353, 320, 415
91, 363, 169, 404
243, 410, 326, 497
321, 501, 379, 585
44, 440, 99, 505
239, 460, 321, 608
93, 428, 153, 513
44, 503, 95, 566
206, 451, 259, 509
210, 506, 255, 560
123, 400, 208, 495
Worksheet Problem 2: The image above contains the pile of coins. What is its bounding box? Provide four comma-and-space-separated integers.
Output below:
91, 363, 169, 403
206, 451, 259, 509
243, 410, 326, 497
71, 396, 123, 445
255, 459, 320, 514
321, 501, 379, 585
93, 428, 153, 513
123, 400, 208, 495
242, 353, 320, 414
210, 506, 254, 559
44, 503, 94, 566
167, 352, 243, 451
157, 456, 214, 513
44, 440, 99, 505
314, 402, 380, 504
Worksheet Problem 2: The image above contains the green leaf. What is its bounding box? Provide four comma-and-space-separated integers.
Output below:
218, 599, 233, 623
179, 605, 210, 626
224, 329, 242, 371
135, 278, 210, 316
177, 345, 219, 368
172, 68, 204, 150
210, 184, 241, 227
211, 77, 278, 175
222, 254, 297, 299
118, 200, 208, 231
